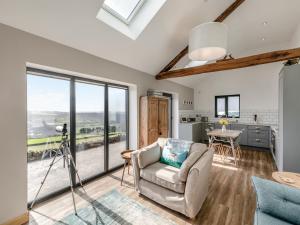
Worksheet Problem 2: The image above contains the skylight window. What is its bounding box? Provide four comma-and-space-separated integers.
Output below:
97, 0, 167, 40
103, 0, 145, 24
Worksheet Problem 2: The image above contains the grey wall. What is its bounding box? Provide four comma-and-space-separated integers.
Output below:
0, 23, 193, 223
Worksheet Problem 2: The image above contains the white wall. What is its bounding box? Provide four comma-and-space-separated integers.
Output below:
291, 23, 300, 47
194, 63, 282, 112
0, 23, 193, 223
192, 41, 296, 124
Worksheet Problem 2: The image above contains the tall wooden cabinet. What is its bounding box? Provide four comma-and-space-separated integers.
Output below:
139, 96, 169, 147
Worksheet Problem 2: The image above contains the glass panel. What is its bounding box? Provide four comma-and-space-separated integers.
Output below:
104, 0, 141, 20
228, 96, 240, 117
75, 81, 105, 180
108, 87, 127, 169
216, 97, 226, 117
27, 74, 70, 202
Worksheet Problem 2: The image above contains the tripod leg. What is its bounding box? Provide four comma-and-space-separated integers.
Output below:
66, 154, 78, 215
67, 147, 86, 192
30, 149, 60, 210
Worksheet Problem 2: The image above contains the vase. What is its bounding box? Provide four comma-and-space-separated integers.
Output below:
222, 125, 226, 132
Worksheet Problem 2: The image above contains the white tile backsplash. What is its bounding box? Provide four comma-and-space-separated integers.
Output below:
179, 109, 278, 125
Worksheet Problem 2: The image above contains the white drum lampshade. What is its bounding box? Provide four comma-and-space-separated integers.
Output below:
189, 22, 228, 61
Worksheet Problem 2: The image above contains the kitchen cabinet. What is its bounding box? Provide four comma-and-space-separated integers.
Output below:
278, 64, 300, 172
178, 121, 271, 148
201, 122, 215, 142
179, 122, 201, 142
247, 125, 270, 148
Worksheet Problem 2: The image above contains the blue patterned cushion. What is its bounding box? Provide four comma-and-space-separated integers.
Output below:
160, 139, 193, 168
252, 176, 300, 225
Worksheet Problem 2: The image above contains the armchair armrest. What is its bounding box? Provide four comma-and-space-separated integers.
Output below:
137, 142, 161, 169
252, 176, 300, 225
178, 143, 208, 182
131, 150, 140, 191
184, 149, 214, 218
131, 142, 161, 191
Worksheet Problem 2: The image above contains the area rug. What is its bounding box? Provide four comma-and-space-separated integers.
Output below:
54, 189, 178, 225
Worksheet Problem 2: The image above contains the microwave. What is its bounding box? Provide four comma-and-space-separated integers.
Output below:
181, 117, 188, 123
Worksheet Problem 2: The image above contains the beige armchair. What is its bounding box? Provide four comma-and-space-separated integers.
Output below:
131, 138, 214, 218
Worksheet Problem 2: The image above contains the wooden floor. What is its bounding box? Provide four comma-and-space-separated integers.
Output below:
28, 147, 276, 225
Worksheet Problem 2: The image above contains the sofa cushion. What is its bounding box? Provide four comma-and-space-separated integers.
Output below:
255, 210, 293, 225
138, 142, 161, 169
140, 162, 185, 193
178, 143, 208, 182
160, 139, 193, 168
252, 176, 300, 225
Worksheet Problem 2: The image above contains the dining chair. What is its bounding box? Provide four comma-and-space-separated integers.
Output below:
206, 128, 224, 156
222, 129, 244, 161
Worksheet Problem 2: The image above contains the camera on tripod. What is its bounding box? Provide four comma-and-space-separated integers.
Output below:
30, 122, 84, 215
55, 123, 68, 136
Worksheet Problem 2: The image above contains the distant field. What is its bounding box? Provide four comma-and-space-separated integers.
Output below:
28, 134, 100, 145
27, 132, 126, 155
27, 132, 124, 146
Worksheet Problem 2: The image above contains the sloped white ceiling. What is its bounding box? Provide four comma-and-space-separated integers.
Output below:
0, 0, 299, 77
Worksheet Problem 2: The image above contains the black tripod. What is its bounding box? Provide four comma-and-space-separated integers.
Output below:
29, 124, 85, 215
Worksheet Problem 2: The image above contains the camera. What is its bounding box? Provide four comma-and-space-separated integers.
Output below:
56, 123, 68, 136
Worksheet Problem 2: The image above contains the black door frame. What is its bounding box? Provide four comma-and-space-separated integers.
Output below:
26, 67, 129, 206
162, 92, 173, 138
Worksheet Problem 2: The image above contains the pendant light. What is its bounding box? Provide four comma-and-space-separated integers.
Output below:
189, 22, 228, 61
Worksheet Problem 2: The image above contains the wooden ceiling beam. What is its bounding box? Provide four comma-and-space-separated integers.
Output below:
159, 0, 246, 74
156, 48, 300, 80
214, 0, 246, 22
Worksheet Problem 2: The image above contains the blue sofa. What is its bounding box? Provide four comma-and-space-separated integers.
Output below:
252, 176, 300, 225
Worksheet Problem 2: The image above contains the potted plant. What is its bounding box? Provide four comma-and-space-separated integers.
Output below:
219, 118, 229, 132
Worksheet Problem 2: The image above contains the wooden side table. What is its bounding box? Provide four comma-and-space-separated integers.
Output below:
272, 172, 300, 189
121, 150, 134, 186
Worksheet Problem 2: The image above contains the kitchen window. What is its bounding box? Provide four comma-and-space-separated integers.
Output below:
215, 95, 240, 118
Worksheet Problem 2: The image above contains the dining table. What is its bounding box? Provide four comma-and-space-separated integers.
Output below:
207, 129, 242, 165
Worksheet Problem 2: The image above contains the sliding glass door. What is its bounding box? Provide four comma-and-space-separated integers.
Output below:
27, 74, 71, 202
27, 69, 129, 203
108, 86, 128, 169
75, 81, 105, 180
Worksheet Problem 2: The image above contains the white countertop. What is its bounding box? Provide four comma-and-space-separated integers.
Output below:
179, 122, 201, 125
179, 121, 278, 129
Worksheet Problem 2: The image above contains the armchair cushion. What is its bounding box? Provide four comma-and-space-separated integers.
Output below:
252, 176, 300, 225
160, 139, 193, 168
140, 162, 185, 193
138, 142, 161, 169
255, 211, 293, 225
178, 143, 208, 182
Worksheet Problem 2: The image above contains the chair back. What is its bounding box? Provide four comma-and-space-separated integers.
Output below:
234, 129, 244, 146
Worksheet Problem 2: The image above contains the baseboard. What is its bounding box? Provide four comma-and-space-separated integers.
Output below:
1, 212, 29, 225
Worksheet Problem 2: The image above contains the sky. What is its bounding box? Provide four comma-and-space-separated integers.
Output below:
27, 74, 126, 112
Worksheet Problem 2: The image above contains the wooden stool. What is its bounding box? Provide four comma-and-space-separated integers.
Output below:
121, 150, 134, 186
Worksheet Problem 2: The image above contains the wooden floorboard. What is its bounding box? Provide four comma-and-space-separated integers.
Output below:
27, 147, 276, 225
